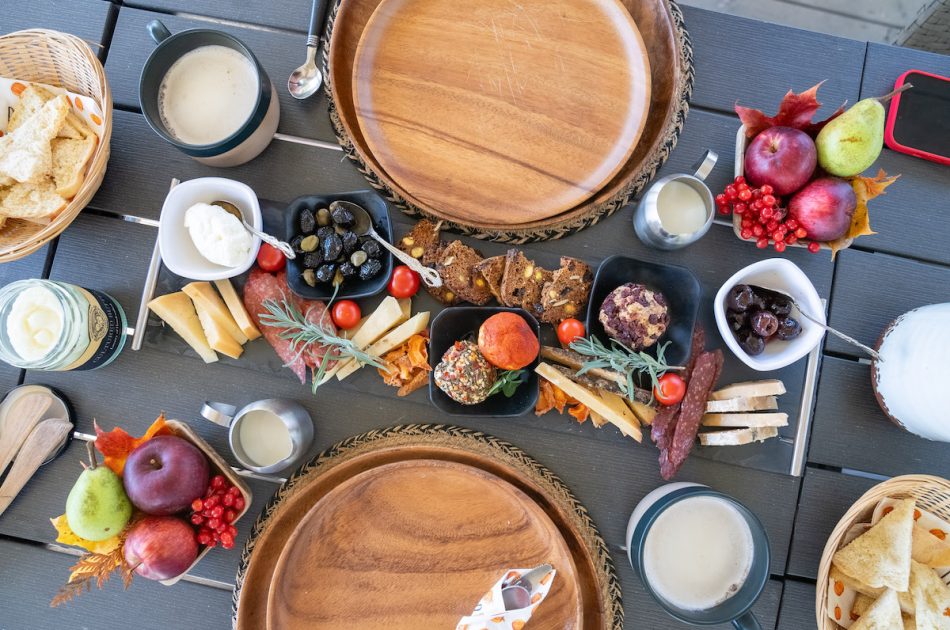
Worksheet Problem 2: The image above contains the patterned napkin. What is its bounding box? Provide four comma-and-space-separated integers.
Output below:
457, 566, 557, 630
0, 77, 104, 138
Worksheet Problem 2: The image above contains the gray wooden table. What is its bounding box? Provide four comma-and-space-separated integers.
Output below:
1, 2, 948, 629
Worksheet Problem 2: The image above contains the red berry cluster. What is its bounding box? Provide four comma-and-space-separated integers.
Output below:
190, 475, 244, 550
716, 176, 821, 254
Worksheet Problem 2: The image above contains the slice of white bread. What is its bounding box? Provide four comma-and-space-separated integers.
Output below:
698, 427, 778, 446
908, 560, 950, 628
833, 498, 915, 592
850, 590, 903, 630
706, 395, 779, 413
213, 279, 261, 341
0, 179, 66, 223
0, 95, 69, 183
193, 301, 243, 360
702, 412, 789, 428
912, 524, 950, 568
148, 292, 217, 363
51, 135, 96, 198
182, 282, 249, 345
708, 379, 786, 401
8, 85, 90, 140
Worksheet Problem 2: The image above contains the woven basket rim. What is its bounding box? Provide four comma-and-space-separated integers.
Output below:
814, 473, 950, 629
0, 28, 112, 262
323, 0, 694, 243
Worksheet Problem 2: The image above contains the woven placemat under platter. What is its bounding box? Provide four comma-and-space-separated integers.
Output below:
323, 0, 694, 243
231, 424, 623, 629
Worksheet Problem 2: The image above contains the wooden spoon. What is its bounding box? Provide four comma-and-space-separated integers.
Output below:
0, 418, 72, 516
0, 393, 53, 476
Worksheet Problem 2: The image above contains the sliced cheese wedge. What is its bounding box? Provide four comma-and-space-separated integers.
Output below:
182, 282, 248, 345
627, 399, 657, 425
337, 311, 430, 381
706, 395, 778, 413
319, 296, 405, 383
595, 389, 642, 442
702, 412, 788, 428
536, 363, 641, 441
708, 379, 786, 401
213, 279, 261, 341
194, 301, 244, 360
148, 292, 217, 363
698, 427, 778, 446
588, 410, 608, 428
397, 297, 412, 321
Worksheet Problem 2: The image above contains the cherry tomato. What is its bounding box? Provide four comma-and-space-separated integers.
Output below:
654, 373, 687, 406
256, 243, 285, 273
556, 318, 586, 347
387, 265, 420, 298
331, 300, 362, 330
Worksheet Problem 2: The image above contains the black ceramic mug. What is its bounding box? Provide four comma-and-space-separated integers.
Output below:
626, 483, 771, 629
138, 19, 280, 167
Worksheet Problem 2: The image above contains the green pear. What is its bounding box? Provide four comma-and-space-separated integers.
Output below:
816, 84, 912, 177
65, 442, 132, 541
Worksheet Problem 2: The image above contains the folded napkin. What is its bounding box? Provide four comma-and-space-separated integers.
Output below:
457, 566, 557, 630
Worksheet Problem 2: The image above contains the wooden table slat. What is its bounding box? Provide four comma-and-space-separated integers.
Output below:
776, 578, 819, 630
0, 0, 112, 46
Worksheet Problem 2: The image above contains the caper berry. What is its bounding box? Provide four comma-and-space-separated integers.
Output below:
302, 268, 317, 287
300, 235, 318, 252
316, 207, 332, 227
350, 250, 368, 267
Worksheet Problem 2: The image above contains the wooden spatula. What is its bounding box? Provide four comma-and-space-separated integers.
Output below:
0, 393, 53, 475
0, 418, 73, 516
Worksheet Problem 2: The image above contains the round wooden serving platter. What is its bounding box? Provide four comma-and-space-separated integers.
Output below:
266, 460, 582, 629
232, 425, 622, 630
351, 0, 651, 227
325, 0, 693, 242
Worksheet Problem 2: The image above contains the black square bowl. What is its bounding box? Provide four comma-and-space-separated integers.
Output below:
585, 255, 701, 367
429, 307, 540, 417
284, 190, 393, 300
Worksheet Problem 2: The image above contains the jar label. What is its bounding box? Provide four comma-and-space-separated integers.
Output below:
63, 288, 125, 371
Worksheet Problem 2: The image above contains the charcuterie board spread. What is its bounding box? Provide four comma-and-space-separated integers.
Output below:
1, 3, 948, 630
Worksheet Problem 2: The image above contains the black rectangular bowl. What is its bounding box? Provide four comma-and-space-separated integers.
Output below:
429, 307, 540, 417
284, 190, 393, 300
585, 255, 701, 367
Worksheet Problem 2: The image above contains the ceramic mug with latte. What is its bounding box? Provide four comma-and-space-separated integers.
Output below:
626, 483, 771, 629
139, 20, 280, 167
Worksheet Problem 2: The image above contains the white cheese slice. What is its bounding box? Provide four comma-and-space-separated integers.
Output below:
336, 311, 430, 381
194, 301, 244, 360
213, 279, 260, 341
698, 427, 778, 446
148, 292, 217, 363
702, 412, 788, 428
182, 281, 248, 345
318, 297, 406, 383
708, 379, 786, 401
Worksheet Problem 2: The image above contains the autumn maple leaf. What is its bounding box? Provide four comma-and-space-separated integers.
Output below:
736, 81, 846, 138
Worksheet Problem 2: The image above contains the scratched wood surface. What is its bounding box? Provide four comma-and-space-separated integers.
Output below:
0, 2, 948, 629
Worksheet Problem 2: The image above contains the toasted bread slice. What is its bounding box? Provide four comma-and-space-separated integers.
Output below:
500, 249, 551, 317
437, 240, 492, 305
702, 412, 788, 428
51, 134, 96, 198
908, 560, 950, 629
0, 179, 66, 222
850, 590, 903, 630
475, 255, 505, 302
698, 427, 778, 446
539, 256, 593, 323
8, 85, 87, 140
833, 498, 915, 592
0, 95, 69, 184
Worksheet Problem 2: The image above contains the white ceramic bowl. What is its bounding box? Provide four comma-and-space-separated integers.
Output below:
714, 258, 825, 371
159, 177, 262, 281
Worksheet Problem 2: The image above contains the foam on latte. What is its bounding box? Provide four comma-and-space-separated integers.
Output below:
643, 495, 754, 611
158, 45, 258, 146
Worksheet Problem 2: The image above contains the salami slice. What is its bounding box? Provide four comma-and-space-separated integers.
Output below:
243, 269, 309, 383
651, 326, 704, 451
661, 348, 724, 480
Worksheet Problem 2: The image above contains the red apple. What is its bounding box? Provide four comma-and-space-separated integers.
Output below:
744, 126, 817, 196
123, 516, 198, 581
788, 177, 857, 242
123, 435, 209, 515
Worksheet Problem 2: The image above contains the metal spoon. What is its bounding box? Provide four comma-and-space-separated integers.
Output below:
331, 200, 443, 288
288, 0, 329, 99
752, 285, 882, 361
213, 200, 296, 260
501, 563, 553, 611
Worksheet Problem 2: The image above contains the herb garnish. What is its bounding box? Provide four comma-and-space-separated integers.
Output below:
487, 369, 526, 398
259, 298, 385, 392
569, 336, 681, 401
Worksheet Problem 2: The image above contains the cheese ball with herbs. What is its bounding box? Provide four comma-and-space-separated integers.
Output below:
434, 340, 496, 405
598, 283, 670, 350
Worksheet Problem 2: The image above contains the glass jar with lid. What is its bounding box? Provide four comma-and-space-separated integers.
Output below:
0, 279, 127, 371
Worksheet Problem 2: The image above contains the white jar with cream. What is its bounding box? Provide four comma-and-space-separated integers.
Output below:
0, 279, 127, 370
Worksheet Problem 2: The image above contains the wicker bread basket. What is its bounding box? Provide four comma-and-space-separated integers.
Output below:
0, 29, 112, 263
815, 474, 950, 629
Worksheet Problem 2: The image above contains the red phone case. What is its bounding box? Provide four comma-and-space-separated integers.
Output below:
884, 69, 950, 166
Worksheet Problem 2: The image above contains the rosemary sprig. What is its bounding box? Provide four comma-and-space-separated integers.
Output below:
568, 336, 681, 401
487, 369, 526, 398
258, 298, 385, 393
